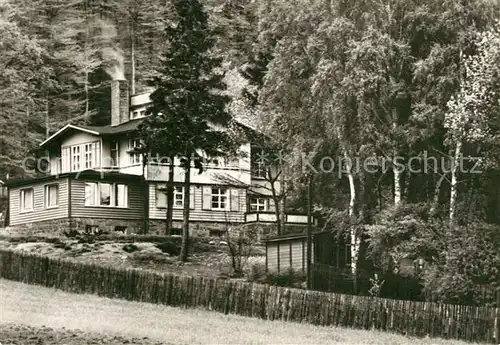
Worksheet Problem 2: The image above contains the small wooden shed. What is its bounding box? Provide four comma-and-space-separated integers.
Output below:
264, 231, 351, 273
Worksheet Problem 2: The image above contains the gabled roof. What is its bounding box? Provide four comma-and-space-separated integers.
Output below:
40, 119, 145, 148
40, 124, 100, 147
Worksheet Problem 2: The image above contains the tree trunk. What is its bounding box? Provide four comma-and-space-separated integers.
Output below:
269, 168, 282, 235
45, 94, 50, 139
344, 151, 359, 278
279, 163, 286, 232
165, 155, 175, 235
84, 2, 90, 119
394, 167, 402, 205
130, 22, 136, 95
179, 160, 191, 262
392, 109, 401, 206
430, 172, 447, 216
449, 140, 462, 226
270, 183, 281, 235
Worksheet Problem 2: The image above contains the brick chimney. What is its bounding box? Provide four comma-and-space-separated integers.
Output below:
111, 79, 129, 126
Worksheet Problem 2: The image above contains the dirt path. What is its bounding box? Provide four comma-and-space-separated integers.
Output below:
0, 279, 481, 345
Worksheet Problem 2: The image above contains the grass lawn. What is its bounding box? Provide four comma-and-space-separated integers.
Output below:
0, 279, 484, 345
0, 237, 266, 279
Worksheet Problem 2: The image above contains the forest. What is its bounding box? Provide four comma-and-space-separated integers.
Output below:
1, 0, 499, 305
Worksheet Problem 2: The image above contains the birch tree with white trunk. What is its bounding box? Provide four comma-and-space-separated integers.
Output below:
444, 24, 500, 226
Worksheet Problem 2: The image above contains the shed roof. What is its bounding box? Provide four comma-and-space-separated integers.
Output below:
263, 231, 327, 243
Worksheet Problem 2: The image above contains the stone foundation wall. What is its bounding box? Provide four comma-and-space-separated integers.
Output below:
148, 220, 229, 237
70, 218, 143, 235
4, 218, 71, 237
5, 217, 315, 239
5, 217, 143, 237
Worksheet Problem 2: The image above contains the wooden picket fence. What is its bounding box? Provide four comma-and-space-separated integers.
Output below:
0, 249, 498, 344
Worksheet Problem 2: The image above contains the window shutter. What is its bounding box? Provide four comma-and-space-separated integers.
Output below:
156, 184, 166, 208
61, 146, 70, 173
202, 186, 211, 210
189, 186, 195, 210
230, 189, 239, 212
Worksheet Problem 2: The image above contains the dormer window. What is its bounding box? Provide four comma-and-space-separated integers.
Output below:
131, 111, 139, 119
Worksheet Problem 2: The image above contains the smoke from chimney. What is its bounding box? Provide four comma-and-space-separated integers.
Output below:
95, 19, 125, 80
102, 47, 125, 80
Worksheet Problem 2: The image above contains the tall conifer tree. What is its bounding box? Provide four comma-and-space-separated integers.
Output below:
139, 0, 236, 261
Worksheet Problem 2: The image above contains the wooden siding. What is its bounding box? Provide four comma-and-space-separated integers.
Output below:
291, 241, 304, 272
61, 132, 101, 147
70, 180, 143, 220
9, 179, 69, 226
148, 183, 247, 223
267, 239, 313, 273
279, 242, 291, 271
267, 245, 278, 272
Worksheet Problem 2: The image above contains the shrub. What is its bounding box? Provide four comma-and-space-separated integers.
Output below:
155, 240, 181, 256
122, 244, 139, 253
264, 269, 306, 288
131, 252, 172, 264
63, 229, 80, 238
247, 263, 267, 282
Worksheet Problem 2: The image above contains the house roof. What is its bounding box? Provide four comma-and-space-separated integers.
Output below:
79, 118, 145, 135
40, 119, 145, 148
4, 170, 143, 188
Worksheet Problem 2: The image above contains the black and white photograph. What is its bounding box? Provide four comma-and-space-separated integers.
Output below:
0, 0, 499, 344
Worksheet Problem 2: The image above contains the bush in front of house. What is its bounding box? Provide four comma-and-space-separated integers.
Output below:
155, 238, 182, 256
247, 266, 306, 289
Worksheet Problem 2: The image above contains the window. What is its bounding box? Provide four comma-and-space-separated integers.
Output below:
45, 184, 58, 208
72, 146, 81, 171
66, 141, 99, 172
129, 139, 142, 164
174, 186, 184, 207
211, 188, 228, 210
85, 182, 127, 207
85, 182, 97, 206
85, 225, 99, 235
209, 229, 226, 237
131, 109, 146, 119
110, 141, 119, 167
170, 228, 182, 236
20, 188, 34, 212
250, 197, 267, 212
100, 183, 111, 206
156, 185, 184, 208
114, 226, 127, 233
84, 143, 93, 169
